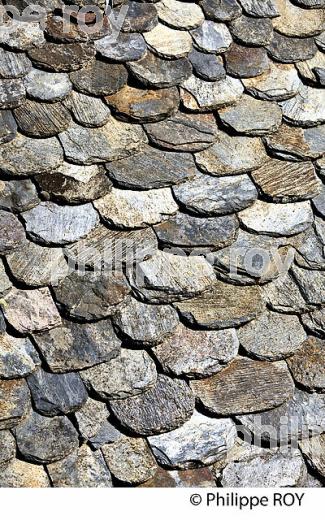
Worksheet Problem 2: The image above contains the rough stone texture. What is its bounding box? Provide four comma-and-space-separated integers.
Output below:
0, 430, 16, 465
24, 68, 72, 102
239, 0, 278, 17
139, 466, 217, 487
110, 374, 195, 435
189, 48, 226, 82
14, 99, 71, 137
291, 264, 325, 305
201, 0, 242, 21
28, 42, 95, 72
70, 60, 128, 96
265, 124, 325, 161
75, 398, 109, 442
0, 333, 40, 379
229, 14, 273, 45
156, 0, 204, 30
286, 337, 325, 392
0, 378, 31, 430
95, 33, 147, 62
0, 110, 17, 144
273, 0, 325, 37
280, 85, 325, 127
225, 43, 270, 78
243, 62, 301, 101
144, 23, 192, 58
0, 179, 39, 212
64, 90, 111, 127
190, 357, 294, 415
0, 459, 50, 487
191, 21, 232, 53
181, 75, 244, 110
128, 51, 192, 88
299, 435, 325, 479
0, 211, 26, 254
267, 31, 318, 63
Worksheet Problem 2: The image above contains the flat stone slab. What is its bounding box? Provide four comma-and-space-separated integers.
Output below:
128, 51, 192, 88
122, 1, 158, 32
181, 75, 244, 110
191, 21, 232, 53
70, 59, 128, 96
95, 33, 147, 62
267, 31, 317, 63
273, 0, 325, 37
190, 357, 295, 415
280, 85, 325, 127
299, 435, 325, 479
0, 110, 17, 144
24, 68, 72, 102
28, 42, 95, 72
0, 459, 50, 488
144, 23, 192, 58
14, 99, 71, 137
201, 0, 242, 21
0, 211, 26, 255
0, 179, 38, 213
156, 0, 204, 30
189, 48, 226, 82
75, 397, 109, 442
265, 123, 325, 161
0, 333, 39, 379
229, 13, 273, 45
0, 378, 31, 430
239, 0, 278, 17
64, 90, 111, 127
0, 430, 16, 465
243, 62, 301, 101
225, 43, 270, 78
291, 264, 325, 305
302, 308, 325, 337
0, 48, 32, 79
286, 337, 325, 392
0, 78, 25, 108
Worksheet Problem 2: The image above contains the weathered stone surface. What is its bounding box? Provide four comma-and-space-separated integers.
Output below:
262, 272, 310, 314
0, 78, 25, 108
0, 48, 32, 79
110, 375, 195, 436
128, 51, 192, 88
0, 211, 26, 255
64, 90, 111, 127
0, 333, 40, 379
27, 368, 87, 416
128, 250, 215, 303
122, 1, 158, 32
243, 62, 300, 101
28, 42, 95, 72
144, 23, 192, 58
302, 308, 325, 337
195, 132, 268, 175
24, 68, 72, 102
294, 217, 325, 270
0, 430, 16, 465
58, 120, 147, 164
14, 99, 71, 137
267, 31, 318, 63
175, 281, 263, 329
22, 201, 99, 245
0, 459, 50, 487
15, 411, 78, 464
239, 200, 314, 236
296, 51, 325, 84
112, 297, 179, 346
0, 133, 63, 177
191, 21, 232, 53
265, 124, 325, 161
106, 145, 196, 189
0, 260, 12, 296
189, 48, 225, 82
153, 212, 238, 252
149, 411, 237, 469
89, 420, 121, 450
273, 0, 325, 37
225, 43, 270, 78
173, 172, 257, 216
299, 435, 325, 479
102, 435, 158, 484
201, 0, 242, 21
229, 14, 273, 45
144, 113, 216, 152
181, 75, 244, 110
75, 397, 109, 441
81, 349, 157, 400
313, 185, 325, 218
286, 337, 325, 392
0, 21, 45, 51
218, 95, 282, 136
94, 187, 178, 228
2, 287, 61, 334
53, 268, 129, 319
239, 0, 278, 17
33, 318, 121, 373
139, 466, 217, 487
291, 264, 325, 305
0, 110, 17, 144
0, 179, 39, 212
0, 378, 30, 429
48, 445, 112, 487
238, 311, 307, 361
153, 324, 239, 378
156, 0, 204, 30
190, 357, 294, 415
251, 159, 321, 202
70, 60, 128, 96
316, 31, 325, 51
280, 85, 325, 127
45, 12, 110, 42
95, 32, 147, 62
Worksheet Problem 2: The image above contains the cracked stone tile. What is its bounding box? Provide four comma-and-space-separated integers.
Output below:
238, 0, 278, 17
0, 210, 26, 255
313, 184, 325, 218
127, 51, 192, 88
110, 374, 195, 436
191, 21, 232, 53
112, 296, 179, 346
0, 333, 40, 379
27, 368, 87, 416
0, 378, 31, 430
95, 32, 147, 61
15, 410, 79, 464
267, 31, 318, 63
225, 43, 270, 78
0, 459, 50, 487
23, 68, 72, 102
106, 145, 196, 189
144, 23, 192, 58
273, 0, 325, 37
0, 260, 12, 296
265, 123, 325, 160
251, 158, 321, 202
33, 317, 121, 372
189, 48, 226, 82
139, 466, 217, 487
63, 90, 111, 127
291, 264, 325, 305
0, 21, 46, 51
14, 99, 71, 137
0, 430, 16, 465
175, 280, 263, 329
0, 110, 17, 144
286, 337, 325, 392
127, 250, 215, 303
0, 48, 32, 79
28, 42, 96, 72
22, 201, 99, 245
149, 411, 237, 469
299, 435, 325, 479
152, 324, 239, 378
195, 132, 267, 175
75, 397, 109, 441
102, 435, 158, 484
144, 112, 217, 152
0, 78, 25, 109
243, 62, 301, 101
173, 172, 258, 216
239, 200, 314, 236
53, 270, 130, 321
2, 287, 61, 334
238, 311, 307, 361
190, 357, 294, 415
201, 0, 242, 21
181, 74, 244, 110
94, 187, 178, 228
0, 179, 39, 212
58, 120, 147, 164
280, 85, 325, 127
229, 13, 273, 45
262, 272, 310, 314
296, 51, 325, 84
122, 1, 158, 32
47, 445, 112, 487
69, 59, 128, 96
218, 95, 282, 136
302, 308, 325, 337
154, 212, 239, 253
156, 0, 204, 30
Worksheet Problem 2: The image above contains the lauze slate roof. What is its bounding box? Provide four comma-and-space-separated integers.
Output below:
0, 0, 324, 487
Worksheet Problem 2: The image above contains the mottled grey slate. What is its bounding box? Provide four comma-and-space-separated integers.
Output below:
28, 42, 95, 72
0, 179, 39, 212
63, 90, 111, 127
128, 51, 192, 88
188, 48, 226, 81
286, 337, 325, 392
191, 21, 232, 54
267, 31, 317, 63
95, 32, 147, 61
0, 333, 40, 379
0, 78, 25, 108
0, 110, 17, 144
70, 59, 128, 96
229, 14, 273, 45
0, 48, 32, 78
23, 68, 72, 102
225, 43, 270, 78
0, 210, 26, 254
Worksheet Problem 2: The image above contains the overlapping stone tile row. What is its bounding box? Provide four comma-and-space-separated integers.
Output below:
0, 0, 325, 488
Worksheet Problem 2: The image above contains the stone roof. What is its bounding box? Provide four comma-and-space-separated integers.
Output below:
0, 0, 325, 487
